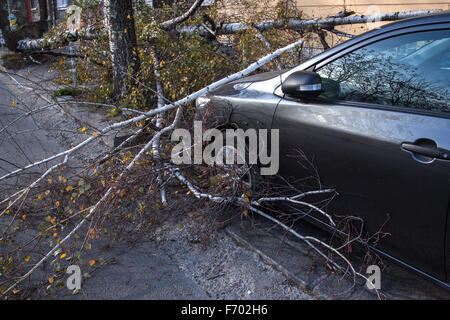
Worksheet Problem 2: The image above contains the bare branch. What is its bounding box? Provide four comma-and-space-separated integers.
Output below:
329, 29, 355, 38
161, 0, 206, 30
254, 31, 283, 69
15, 10, 436, 52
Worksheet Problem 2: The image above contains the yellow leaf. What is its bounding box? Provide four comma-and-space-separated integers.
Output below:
89, 260, 95, 267
48, 277, 54, 284
21, 214, 26, 220
11, 100, 16, 107
66, 185, 73, 192
60, 253, 66, 259
24, 255, 30, 262
53, 232, 58, 238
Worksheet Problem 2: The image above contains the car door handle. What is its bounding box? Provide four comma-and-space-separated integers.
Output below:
401, 142, 450, 160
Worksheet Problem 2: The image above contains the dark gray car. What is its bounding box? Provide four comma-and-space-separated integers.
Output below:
197, 13, 450, 287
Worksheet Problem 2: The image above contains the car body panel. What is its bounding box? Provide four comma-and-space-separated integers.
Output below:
199, 12, 450, 287
447, 201, 450, 282
272, 97, 450, 281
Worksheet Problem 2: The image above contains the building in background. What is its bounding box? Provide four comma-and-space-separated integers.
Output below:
219, 0, 450, 34
5, 0, 73, 26
5, 0, 449, 32
5, 0, 33, 26
216, 0, 449, 50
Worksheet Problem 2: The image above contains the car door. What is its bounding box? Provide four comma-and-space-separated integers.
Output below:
272, 28, 450, 282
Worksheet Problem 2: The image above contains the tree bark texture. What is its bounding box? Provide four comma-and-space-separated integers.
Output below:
104, 0, 141, 99
38, 0, 48, 31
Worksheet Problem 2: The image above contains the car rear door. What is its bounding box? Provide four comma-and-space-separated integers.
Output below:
272, 27, 450, 282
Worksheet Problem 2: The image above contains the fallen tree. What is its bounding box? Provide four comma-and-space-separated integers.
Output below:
14, 8, 437, 52
0, 39, 384, 298
0, 0, 411, 299
180, 9, 437, 35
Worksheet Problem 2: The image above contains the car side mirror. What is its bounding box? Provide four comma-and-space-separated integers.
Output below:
281, 71, 322, 98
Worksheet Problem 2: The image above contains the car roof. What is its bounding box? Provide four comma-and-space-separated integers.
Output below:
380, 11, 450, 30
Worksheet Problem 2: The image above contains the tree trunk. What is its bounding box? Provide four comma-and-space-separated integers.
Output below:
52, 0, 57, 24
38, 0, 48, 31
46, 0, 53, 26
104, 0, 140, 99
0, 0, 9, 34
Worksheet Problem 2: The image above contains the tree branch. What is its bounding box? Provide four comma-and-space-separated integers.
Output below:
160, 0, 206, 30
180, 10, 438, 35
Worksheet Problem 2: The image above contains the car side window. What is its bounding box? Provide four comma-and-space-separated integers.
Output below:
316, 30, 450, 113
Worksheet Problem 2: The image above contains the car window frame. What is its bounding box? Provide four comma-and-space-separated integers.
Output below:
310, 24, 450, 119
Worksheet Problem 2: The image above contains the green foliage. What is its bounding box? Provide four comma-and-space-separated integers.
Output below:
1, 52, 27, 69
51, 87, 82, 99
48, 0, 307, 113
1, 52, 51, 70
